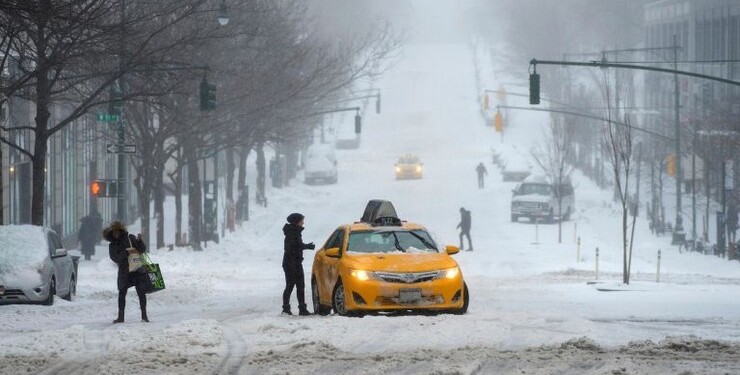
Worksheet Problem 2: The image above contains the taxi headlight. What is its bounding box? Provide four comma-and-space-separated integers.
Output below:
437, 267, 459, 280
395, 167, 401, 173
350, 270, 373, 281
415, 165, 422, 172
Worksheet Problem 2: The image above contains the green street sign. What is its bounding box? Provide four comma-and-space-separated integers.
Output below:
96, 113, 120, 122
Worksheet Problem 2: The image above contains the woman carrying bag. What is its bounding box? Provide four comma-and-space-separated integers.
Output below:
103, 221, 150, 323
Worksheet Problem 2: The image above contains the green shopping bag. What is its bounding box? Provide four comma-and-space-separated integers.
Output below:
139, 253, 165, 294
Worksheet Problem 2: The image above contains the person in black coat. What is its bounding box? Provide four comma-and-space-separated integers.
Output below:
103, 220, 149, 323
282, 213, 315, 315
78, 210, 102, 261
457, 207, 473, 251
476, 162, 488, 189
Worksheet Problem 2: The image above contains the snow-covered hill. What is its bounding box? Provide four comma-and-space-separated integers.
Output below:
2, 2, 740, 374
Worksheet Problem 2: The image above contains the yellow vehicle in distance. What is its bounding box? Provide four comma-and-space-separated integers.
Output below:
311, 200, 469, 316
395, 154, 423, 179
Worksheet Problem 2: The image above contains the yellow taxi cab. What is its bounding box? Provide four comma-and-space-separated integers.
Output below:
395, 154, 423, 179
311, 200, 469, 316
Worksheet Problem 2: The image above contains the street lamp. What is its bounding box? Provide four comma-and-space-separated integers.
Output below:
217, 0, 229, 26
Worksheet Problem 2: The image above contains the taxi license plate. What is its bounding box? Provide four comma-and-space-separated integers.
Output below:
399, 288, 421, 304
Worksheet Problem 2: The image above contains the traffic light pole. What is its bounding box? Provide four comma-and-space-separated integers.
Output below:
117, 116, 126, 221
530, 56, 740, 242
305, 107, 363, 135
494, 105, 675, 142
117, 0, 126, 222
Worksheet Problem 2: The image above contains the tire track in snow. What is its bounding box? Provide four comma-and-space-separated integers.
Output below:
212, 316, 251, 375
35, 326, 110, 375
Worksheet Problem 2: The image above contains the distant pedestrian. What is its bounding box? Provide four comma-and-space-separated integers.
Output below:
282, 213, 315, 316
457, 207, 472, 251
476, 162, 488, 189
78, 210, 103, 261
104, 221, 149, 323
728, 202, 738, 243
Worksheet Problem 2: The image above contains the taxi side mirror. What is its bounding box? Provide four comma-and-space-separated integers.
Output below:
445, 245, 460, 255
325, 247, 341, 258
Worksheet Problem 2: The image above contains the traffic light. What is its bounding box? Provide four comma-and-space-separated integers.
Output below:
375, 93, 381, 114
667, 154, 676, 177
529, 73, 540, 105
494, 111, 503, 132
354, 114, 362, 134
482, 94, 489, 110
91, 180, 119, 197
200, 78, 216, 111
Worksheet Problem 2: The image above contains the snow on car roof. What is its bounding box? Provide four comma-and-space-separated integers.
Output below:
0, 225, 49, 273
397, 154, 420, 163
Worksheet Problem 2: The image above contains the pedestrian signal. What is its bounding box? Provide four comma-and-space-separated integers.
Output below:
91, 181, 103, 196
91, 179, 119, 197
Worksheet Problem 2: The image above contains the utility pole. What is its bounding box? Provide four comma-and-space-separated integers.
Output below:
692, 127, 697, 250
673, 34, 683, 239
117, 0, 127, 222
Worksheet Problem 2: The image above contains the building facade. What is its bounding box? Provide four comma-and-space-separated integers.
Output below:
645, 0, 740, 122
1, 59, 139, 245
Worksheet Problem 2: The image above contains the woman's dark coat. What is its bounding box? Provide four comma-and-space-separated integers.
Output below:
282, 223, 313, 267
103, 221, 147, 290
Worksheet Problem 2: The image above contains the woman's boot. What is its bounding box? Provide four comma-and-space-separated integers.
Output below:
298, 304, 311, 316
113, 310, 124, 323
281, 304, 292, 315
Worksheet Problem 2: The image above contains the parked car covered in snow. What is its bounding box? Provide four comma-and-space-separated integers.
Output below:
510, 175, 574, 222
0, 225, 77, 305
310, 200, 469, 316
501, 158, 531, 182
304, 143, 338, 184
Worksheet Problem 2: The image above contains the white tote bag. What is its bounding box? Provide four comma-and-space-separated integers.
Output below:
126, 235, 143, 272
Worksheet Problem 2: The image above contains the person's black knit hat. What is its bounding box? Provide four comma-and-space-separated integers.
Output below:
287, 213, 305, 224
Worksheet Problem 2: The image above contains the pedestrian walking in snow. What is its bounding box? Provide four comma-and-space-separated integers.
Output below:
282, 213, 315, 316
457, 207, 473, 251
104, 221, 150, 323
78, 210, 102, 261
476, 162, 488, 189
728, 202, 738, 243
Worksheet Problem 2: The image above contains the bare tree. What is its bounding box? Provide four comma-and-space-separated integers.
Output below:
0, 0, 217, 225
601, 73, 638, 284
531, 118, 575, 243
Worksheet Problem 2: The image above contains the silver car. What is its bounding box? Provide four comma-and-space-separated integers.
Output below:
0, 225, 77, 305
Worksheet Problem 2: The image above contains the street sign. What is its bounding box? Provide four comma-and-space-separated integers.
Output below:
106, 143, 136, 154
96, 113, 120, 122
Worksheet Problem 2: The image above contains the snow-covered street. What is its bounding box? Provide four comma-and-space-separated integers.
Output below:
3, 3, 740, 375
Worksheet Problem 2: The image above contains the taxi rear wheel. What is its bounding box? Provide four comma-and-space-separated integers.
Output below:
332, 280, 348, 316
312, 278, 331, 316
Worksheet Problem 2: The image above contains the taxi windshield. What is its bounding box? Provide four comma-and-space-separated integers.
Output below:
347, 229, 438, 254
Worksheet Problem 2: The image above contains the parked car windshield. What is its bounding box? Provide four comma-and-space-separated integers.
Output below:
0, 225, 48, 273
517, 183, 551, 196
347, 229, 438, 254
